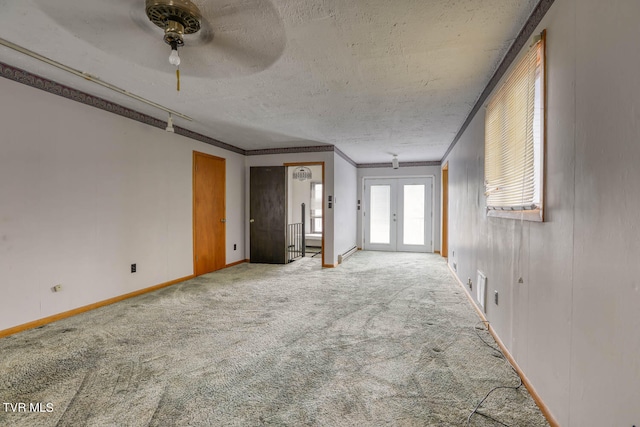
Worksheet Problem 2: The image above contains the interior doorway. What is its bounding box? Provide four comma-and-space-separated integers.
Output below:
193, 151, 226, 275
363, 177, 434, 253
285, 162, 324, 265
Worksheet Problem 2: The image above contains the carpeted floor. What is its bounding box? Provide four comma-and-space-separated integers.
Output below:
0, 251, 548, 426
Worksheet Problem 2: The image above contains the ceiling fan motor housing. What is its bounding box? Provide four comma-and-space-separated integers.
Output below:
145, 0, 202, 45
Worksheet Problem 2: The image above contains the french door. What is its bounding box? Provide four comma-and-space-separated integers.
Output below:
364, 177, 433, 252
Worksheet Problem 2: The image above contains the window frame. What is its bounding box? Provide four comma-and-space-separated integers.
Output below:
310, 182, 323, 233
484, 30, 546, 222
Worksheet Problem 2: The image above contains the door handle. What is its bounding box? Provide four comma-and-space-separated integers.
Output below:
249, 219, 255, 223
221, 219, 227, 223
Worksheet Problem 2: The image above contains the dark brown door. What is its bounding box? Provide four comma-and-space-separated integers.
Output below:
250, 166, 286, 264
194, 152, 226, 275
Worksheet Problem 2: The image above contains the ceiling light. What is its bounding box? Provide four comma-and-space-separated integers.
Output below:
169, 45, 181, 66
146, 0, 201, 88
392, 155, 399, 169
293, 166, 312, 181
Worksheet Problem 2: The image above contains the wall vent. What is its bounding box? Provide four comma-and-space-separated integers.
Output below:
477, 270, 487, 312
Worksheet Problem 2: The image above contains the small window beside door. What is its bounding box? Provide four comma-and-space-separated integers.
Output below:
310, 182, 323, 233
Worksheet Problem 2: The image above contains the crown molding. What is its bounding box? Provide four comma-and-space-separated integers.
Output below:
245, 145, 334, 156
333, 146, 358, 167
0, 61, 247, 155
441, 0, 555, 162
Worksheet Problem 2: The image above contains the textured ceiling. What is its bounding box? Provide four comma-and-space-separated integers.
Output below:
0, 0, 538, 163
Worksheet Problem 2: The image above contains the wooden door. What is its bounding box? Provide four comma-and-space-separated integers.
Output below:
250, 166, 286, 264
193, 152, 226, 275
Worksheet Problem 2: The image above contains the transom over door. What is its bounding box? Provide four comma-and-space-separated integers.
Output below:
364, 177, 433, 253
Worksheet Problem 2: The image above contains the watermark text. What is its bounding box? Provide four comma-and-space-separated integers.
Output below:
2, 402, 54, 413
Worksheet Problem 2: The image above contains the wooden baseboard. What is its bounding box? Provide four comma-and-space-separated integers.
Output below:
434, 250, 441, 254
0, 275, 194, 339
322, 263, 337, 268
225, 259, 249, 268
447, 264, 560, 427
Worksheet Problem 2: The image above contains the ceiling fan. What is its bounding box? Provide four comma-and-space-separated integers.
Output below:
145, 0, 203, 68
31, 0, 286, 79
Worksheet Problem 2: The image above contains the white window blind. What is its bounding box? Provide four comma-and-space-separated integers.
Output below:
485, 37, 544, 212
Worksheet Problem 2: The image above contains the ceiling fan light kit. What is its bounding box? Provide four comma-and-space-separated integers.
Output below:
145, 0, 202, 67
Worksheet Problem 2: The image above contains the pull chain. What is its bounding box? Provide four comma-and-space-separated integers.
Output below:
176, 67, 180, 92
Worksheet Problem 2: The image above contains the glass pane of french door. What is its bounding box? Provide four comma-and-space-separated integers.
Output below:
370, 185, 391, 244
402, 184, 425, 245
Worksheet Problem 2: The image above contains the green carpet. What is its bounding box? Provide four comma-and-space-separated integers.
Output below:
0, 251, 548, 426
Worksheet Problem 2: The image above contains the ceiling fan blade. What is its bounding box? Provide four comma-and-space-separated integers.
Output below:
208, 32, 276, 69
31, 0, 286, 79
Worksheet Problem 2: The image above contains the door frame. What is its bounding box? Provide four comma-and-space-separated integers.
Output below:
361, 175, 435, 253
193, 151, 226, 275
441, 162, 449, 258
284, 162, 325, 267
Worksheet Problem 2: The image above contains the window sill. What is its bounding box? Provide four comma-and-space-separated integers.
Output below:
487, 207, 543, 222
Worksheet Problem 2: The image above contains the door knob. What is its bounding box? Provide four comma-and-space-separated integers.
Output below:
249, 219, 255, 223
221, 219, 227, 223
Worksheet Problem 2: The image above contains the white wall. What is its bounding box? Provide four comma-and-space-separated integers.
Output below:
443, 0, 640, 425
356, 165, 441, 252
244, 152, 336, 265
0, 77, 245, 331
333, 153, 358, 259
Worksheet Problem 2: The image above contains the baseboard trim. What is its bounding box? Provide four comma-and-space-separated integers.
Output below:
322, 263, 337, 268
225, 259, 249, 268
0, 274, 194, 339
447, 264, 560, 427
434, 250, 441, 254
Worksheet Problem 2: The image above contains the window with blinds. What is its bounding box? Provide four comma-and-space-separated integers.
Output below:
485, 32, 545, 220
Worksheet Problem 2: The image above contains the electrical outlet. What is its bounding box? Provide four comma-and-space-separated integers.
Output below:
233, 244, 237, 250
52, 284, 62, 293
467, 278, 473, 290
494, 290, 499, 305
453, 262, 457, 271
131, 263, 137, 273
